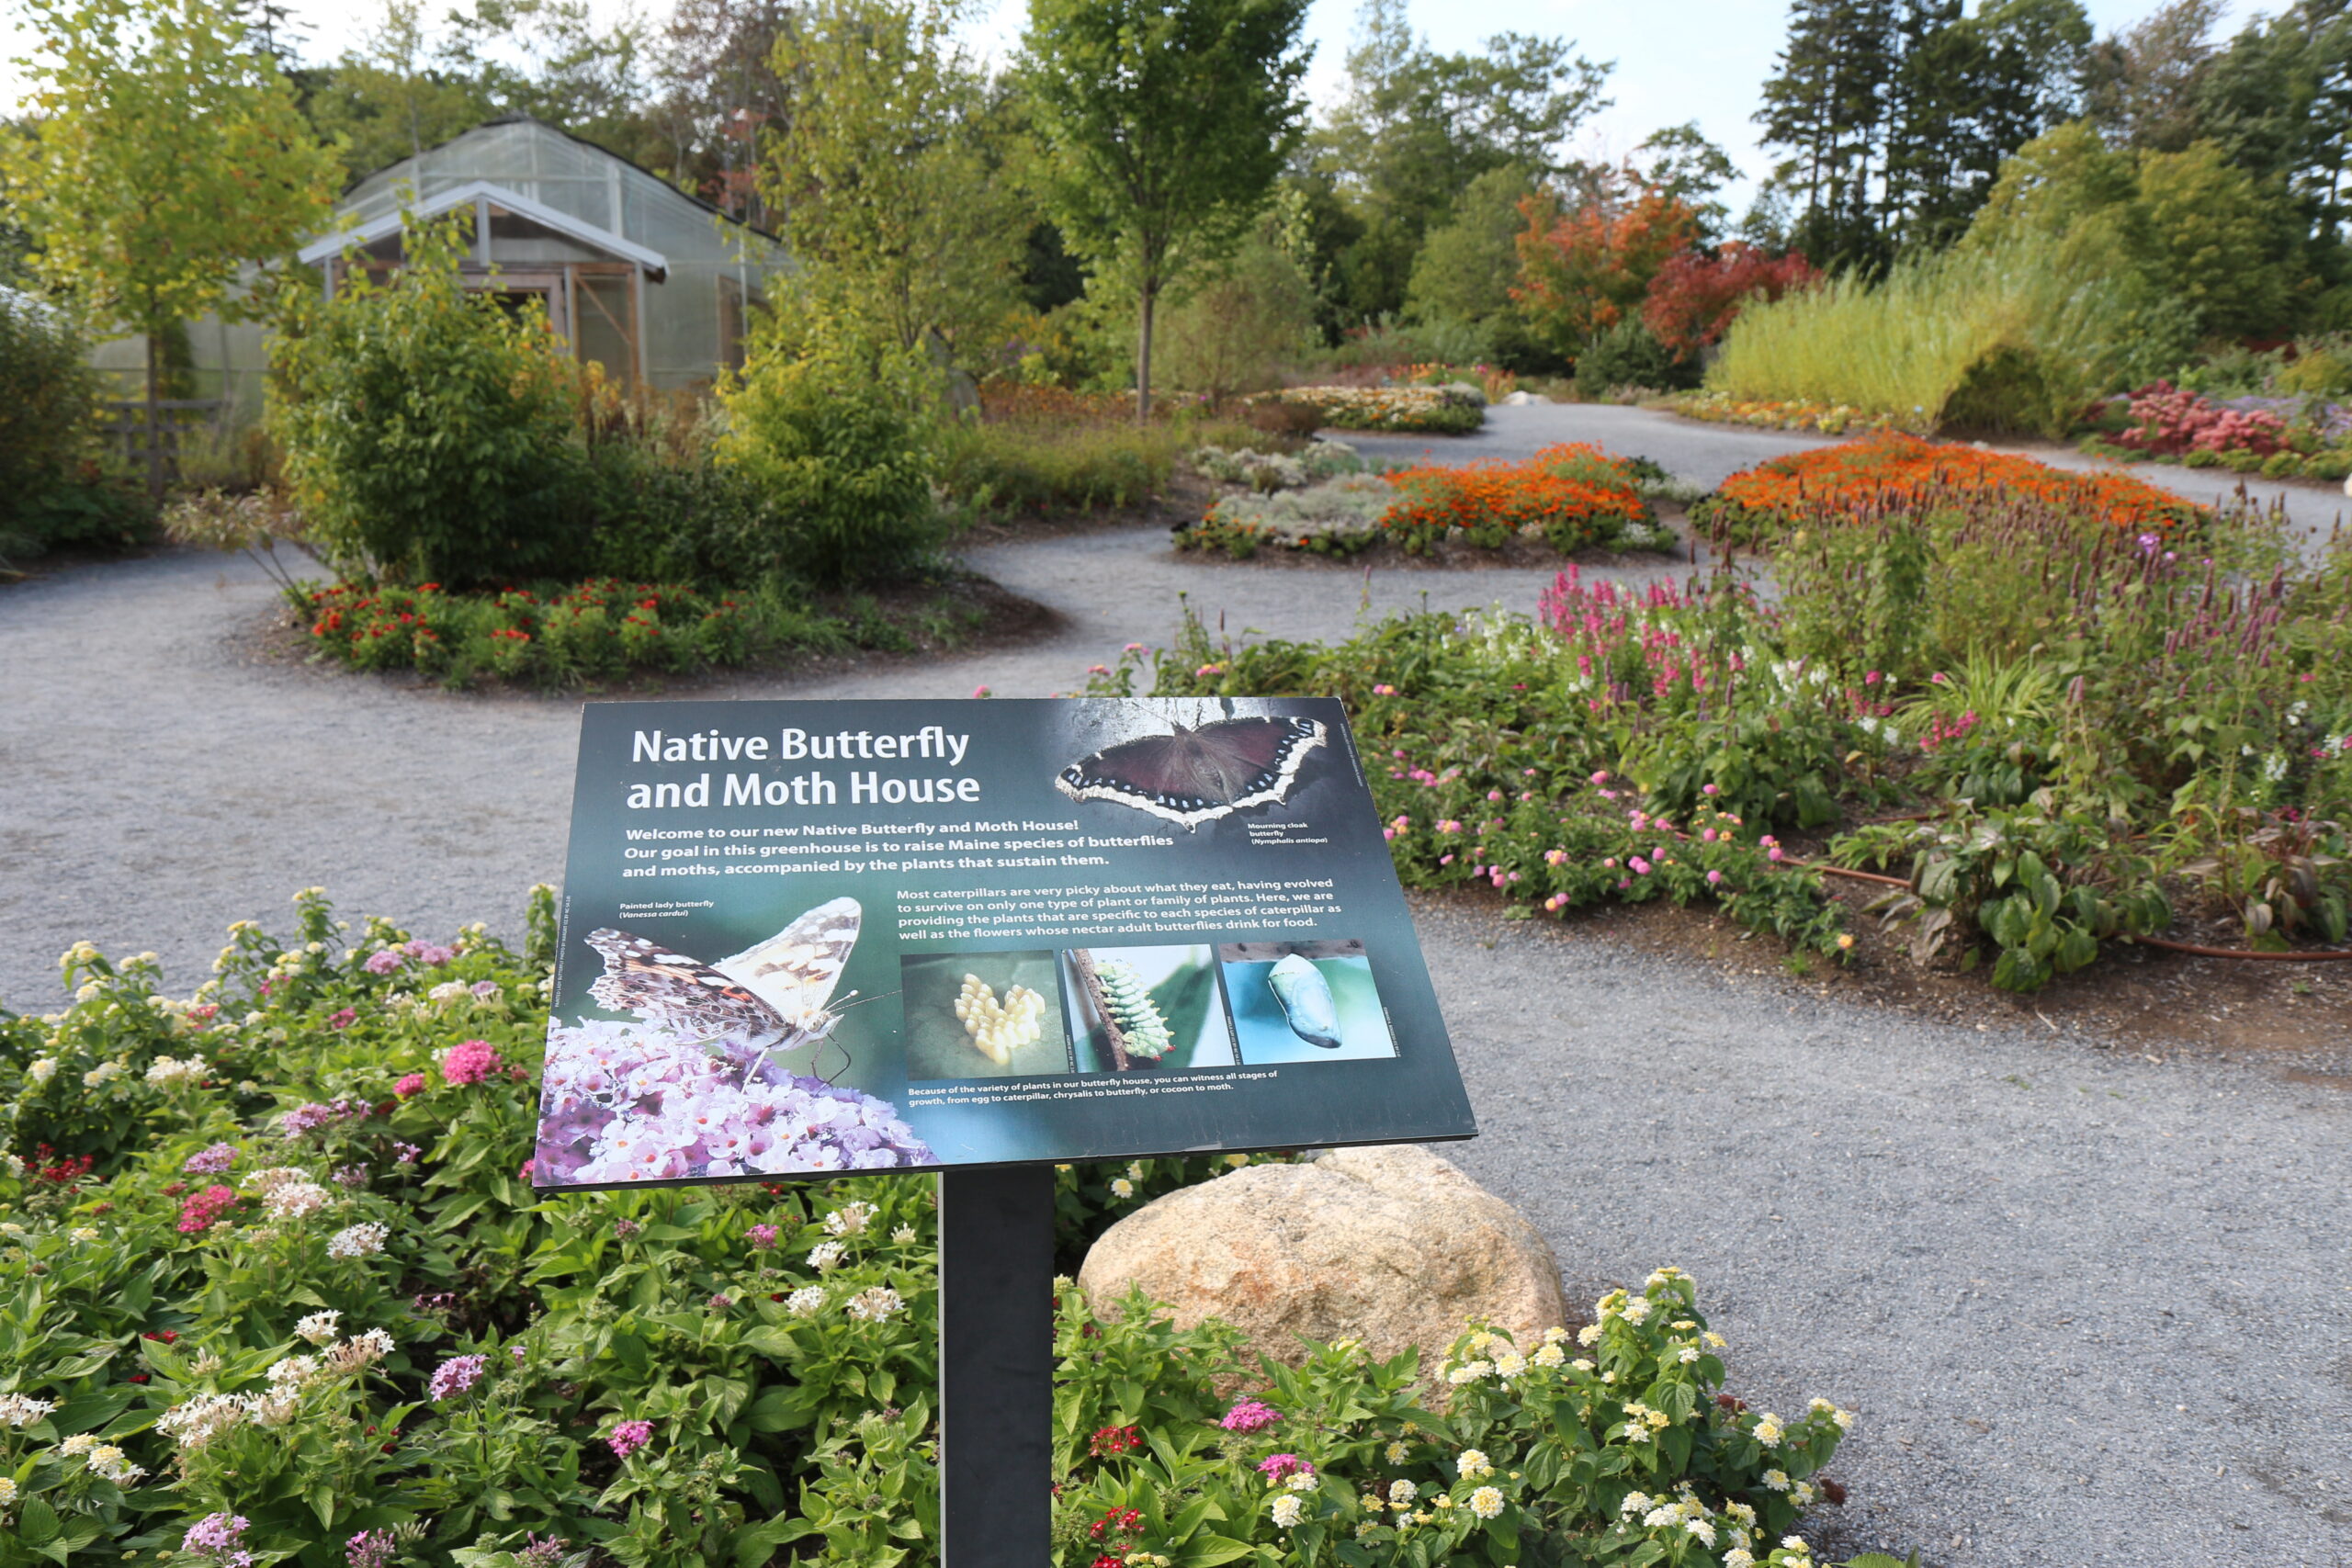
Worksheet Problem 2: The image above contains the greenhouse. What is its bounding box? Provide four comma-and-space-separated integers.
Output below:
87, 116, 791, 425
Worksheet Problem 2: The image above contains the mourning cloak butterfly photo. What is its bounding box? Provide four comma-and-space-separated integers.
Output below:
1056, 715, 1326, 829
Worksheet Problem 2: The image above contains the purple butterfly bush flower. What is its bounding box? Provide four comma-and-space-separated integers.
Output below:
427, 1353, 489, 1401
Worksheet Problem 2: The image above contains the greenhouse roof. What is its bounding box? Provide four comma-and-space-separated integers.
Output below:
297, 179, 670, 279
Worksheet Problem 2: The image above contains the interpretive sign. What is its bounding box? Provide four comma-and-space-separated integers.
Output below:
531, 696, 1475, 1187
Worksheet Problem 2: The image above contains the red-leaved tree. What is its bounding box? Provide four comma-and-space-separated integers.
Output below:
1642, 243, 1823, 358
1510, 183, 1701, 355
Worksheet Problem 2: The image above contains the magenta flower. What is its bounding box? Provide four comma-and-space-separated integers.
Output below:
748, 1224, 780, 1250
1257, 1453, 1314, 1483
362, 949, 405, 976
184, 1143, 238, 1175
346, 1530, 397, 1568
608, 1419, 655, 1460
404, 942, 457, 965
1630, 857, 1652, 875
1219, 1399, 1280, 1434
392, 1072, 427, 1099
1706, 870, 1724, 886
327, 1008, 358, 1031
427, 1353, 489, 1401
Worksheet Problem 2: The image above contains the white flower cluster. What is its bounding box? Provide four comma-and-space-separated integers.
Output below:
328, 1223, 389, 1258
297, 1310, 341, 1344
844, 1286, 904, 1323
58, 1435, 144, 1485
0, 1393, 59, 1428
155, 1330, 393, 1449
264, 1180, 334, 1221
783, 1286, 826, 1317
144, 1055, 210, 1087
824, 1201, 876, 1237
807, 1241, 847, 1272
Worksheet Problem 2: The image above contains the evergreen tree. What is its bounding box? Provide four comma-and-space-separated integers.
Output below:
1756, 0, 1898, 272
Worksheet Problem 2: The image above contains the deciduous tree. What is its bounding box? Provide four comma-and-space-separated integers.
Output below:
1021, 0, 1312, 421
4, 0, 340, 494
759, 0, 1028, 367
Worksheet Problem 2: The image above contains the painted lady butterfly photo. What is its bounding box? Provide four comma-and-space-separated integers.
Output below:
585, 895, 863, 1053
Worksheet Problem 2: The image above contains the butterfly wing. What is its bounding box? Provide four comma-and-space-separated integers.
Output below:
584, 928, 791, 1045
713, 897, 862, 1043
1057, 716, 1326, 828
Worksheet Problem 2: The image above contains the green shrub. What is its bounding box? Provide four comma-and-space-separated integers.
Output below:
271, 220, 588, 588
2304, 450, 2352, 481
1576, 320, 1692, 396
0, 290, 151, 558
2259, 450, 2306, 480
716, 311, 944, 586
578, 443, 786, 588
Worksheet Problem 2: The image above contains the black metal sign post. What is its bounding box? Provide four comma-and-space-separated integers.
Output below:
938, 1164, 1057, 1568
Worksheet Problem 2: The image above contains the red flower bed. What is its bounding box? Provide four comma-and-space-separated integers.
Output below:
2111, 380, 2289, 457
1690, 432, 2208, 542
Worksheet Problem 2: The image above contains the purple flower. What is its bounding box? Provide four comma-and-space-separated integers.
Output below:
427, 1353, 489, 1401
333, 1164, 369, 1189
393, 1142, 422, 1165
613, 1219, 641, 1239
363, 950, 405, 976
748, 1224, 780, 1251
608, 1419, 654, 1460
184, 1515, 249, 1558
518, 1537, 567, 1568
345, 1530, 398, 1568
183, 1143, 239, 1175
708, 1293, 732, 1311
403, 942, 456, 966
470, 980, 501, 999
1219, 1399, 1280, 1434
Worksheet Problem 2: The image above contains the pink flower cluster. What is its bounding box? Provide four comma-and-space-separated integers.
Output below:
438, 1040, 503, 1087
427, 1352, 488, 1401
184, 1143, 239, 1175
1219, 1399, 1280, 1434
282, 1099, 371, 1139
608, 1418, 654, 1460
184, 1513, 251, 1566
175, 1184, 237, 1234
2114, 380, 2290, 457
534, 1020, 933, 1183
346, 1530, 397, 1568
1257, 1452, 1314, 1483
392, 1073, 428, 1100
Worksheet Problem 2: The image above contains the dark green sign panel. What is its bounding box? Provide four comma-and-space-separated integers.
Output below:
533, 697, 1475, 1188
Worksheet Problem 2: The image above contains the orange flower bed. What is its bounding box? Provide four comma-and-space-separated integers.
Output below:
1690, 433, 2208, 542
1382, 444, 1653, 553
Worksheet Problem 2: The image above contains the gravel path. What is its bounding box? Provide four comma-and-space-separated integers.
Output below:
3, 409, 2347, 1563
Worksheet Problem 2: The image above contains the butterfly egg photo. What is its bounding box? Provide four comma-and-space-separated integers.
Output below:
955, 975, 1046, 1066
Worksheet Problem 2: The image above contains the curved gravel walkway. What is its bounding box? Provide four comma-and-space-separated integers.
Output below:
1, 404, 2347, 1564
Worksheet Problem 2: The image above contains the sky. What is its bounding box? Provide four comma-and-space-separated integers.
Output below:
2, 0, 2272, 211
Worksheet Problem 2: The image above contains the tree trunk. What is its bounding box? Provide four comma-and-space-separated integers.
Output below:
143, 330, 164, 502
1135, 276, 1157, 426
